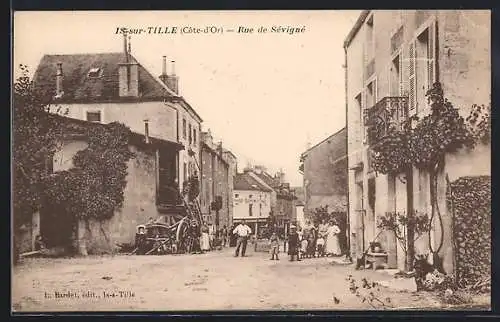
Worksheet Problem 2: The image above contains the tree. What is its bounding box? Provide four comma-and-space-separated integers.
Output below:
377, 211, 430, 272
12, 65, 64, 260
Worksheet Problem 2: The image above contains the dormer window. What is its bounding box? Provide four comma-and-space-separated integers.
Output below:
87, 67, 102, 78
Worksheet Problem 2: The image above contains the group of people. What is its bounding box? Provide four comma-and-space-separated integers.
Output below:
199, 224, 232, 252
281, 218, 343, 262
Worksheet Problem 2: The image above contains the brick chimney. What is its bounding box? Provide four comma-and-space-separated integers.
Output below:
159, 56, 168, 84
144, 119, 150, 144
217, 141, 223, 156
166, 60, 179, 94
118, 33, 139, 97
55, 62, 64, 97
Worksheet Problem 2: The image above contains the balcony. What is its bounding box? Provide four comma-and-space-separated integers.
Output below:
364, 96, 408, 145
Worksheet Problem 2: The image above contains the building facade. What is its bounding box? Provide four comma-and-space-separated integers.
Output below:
33, 34, 203, 216
36, 116, 183, 254
233, 171, 273, 237
245, 166, 296, 232
345, 10, 491, 271
200, 130, 232, 231
299, 128, 348, 218
222, 149, 238, 228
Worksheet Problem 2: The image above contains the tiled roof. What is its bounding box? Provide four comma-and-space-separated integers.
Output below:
32, 52, 175, 103
301, 127, 347, 160
255, 172, 278, 188
234, 173, 273, 192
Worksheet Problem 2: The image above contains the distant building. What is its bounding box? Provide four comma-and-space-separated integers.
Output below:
299, 128, 348, 218
292, 186, 306, 228
222, 149, 238, 228
200, 130, 233, 231
245, 166, 297, 233
233, 171, 273, 237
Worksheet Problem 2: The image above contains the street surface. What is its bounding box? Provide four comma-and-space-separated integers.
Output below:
12, 246, 489, 312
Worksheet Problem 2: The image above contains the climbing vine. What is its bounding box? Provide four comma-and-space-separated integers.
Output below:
42, 122, 134, 222
370, 82, 489, 260
377, 211, 430, 271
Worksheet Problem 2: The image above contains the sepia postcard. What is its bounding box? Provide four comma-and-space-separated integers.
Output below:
12, 10, 491, 313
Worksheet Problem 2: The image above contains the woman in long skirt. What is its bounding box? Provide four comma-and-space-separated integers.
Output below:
325, 219, 342, 256
200, 224, 210, 252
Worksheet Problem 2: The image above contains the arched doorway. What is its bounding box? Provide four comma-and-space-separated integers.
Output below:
39, 199, 76, 251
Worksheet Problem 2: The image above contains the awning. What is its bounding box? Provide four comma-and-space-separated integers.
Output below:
130, 132, 184, 151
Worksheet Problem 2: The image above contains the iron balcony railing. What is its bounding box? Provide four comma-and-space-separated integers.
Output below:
363, 96, 408, 145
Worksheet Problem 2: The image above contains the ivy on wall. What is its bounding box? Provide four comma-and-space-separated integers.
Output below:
42, 122, 134, 222
368, 82, 490, 272
447, 176, 491, 291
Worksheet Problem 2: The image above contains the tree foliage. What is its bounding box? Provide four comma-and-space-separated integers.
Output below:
42, 122, 134, 221
12, 65, 64, 229
369, 82, 489, 261
371, 82, 482, 176
377, 211, 430, 259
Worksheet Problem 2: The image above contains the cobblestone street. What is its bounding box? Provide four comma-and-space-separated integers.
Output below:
13, 246, 489, 312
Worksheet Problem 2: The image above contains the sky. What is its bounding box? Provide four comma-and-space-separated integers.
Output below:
13, 10, 361, 187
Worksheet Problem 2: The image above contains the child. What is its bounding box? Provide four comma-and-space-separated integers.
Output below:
34, 235, 46, 251
135, 225, 147, 255
316, 235, 325, 257
300, 236, 308, 259
269, 232, 280, 260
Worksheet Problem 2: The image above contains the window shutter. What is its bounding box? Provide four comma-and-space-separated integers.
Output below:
428, 20, 437, 88
408, 41, 416, 114
362, 90, 368, 144
388, 61, 392, 97
399, 53, 404, 97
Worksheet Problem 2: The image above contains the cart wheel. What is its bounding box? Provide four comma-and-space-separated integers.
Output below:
176, 219, 190, 254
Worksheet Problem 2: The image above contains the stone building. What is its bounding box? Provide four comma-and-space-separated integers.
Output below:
222, 149, 238, 228
345, 10, 491, 271
30, 115, 183, 254
28, 34, 205, 253
299, 128, 348, 218
200, 130, 234, 232
33, 34, 203, 214
233, 171, 273, 237
245, 166, 297, 233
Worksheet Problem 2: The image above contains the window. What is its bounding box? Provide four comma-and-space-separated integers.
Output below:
259, 203, 262, 216
249, 195, 253, 198
183, 162, 187, 182
87, 67, 102, 78
86, 111, 101, 123
416, 28, 430, 114
366, 80, 377, 108
157, 148, 177, 205
182, 119, 187, 139
410, 21, 436, 115
356, 94, 364, 144
390, 55, 401, 97
235, 193, 239, 198
249, 204, 253, 217
193, 128, 197, 146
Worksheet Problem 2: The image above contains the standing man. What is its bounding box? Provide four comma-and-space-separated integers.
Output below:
233, 220, 252, 257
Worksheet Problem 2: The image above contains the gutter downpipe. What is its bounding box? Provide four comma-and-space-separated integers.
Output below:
344, 45, 352, 262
